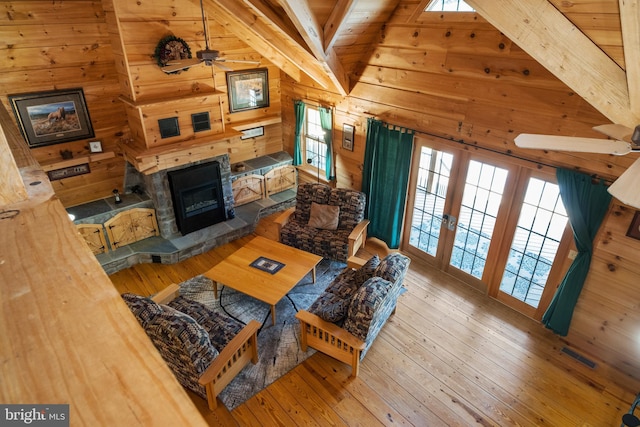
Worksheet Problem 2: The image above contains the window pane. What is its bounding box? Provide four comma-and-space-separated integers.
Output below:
409, 147, 453, 257
426, 0, 475, 12
304, 107, 326, 171
499, 179, 567, 308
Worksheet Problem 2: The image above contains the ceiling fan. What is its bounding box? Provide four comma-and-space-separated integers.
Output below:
514, 124, 640, 209
161, 0, 260, 74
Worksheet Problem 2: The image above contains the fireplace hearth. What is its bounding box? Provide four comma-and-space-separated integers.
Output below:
168, 161, 226, 235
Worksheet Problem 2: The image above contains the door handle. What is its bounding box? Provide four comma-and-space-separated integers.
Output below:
442, 214, 457, 231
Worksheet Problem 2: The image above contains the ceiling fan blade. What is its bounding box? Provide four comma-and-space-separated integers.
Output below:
593, 124, 634, 142
217, 58, 261, 65
162, 58, 202, 73
607, 158, 640, 209
212, 61, 232, 71
514, 134, 631, 155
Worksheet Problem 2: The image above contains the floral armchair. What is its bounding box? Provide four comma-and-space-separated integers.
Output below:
275, 183, 370, 262
122, 284, 259, 410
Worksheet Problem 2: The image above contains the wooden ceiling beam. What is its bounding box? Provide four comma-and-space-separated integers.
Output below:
202, 0, 337, 92
323, 0, 358, 51
278, 0, 349, 95
466, 0, 639, 127
619, 0, 640, 117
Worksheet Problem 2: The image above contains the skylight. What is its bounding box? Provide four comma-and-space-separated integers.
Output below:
426, 0, 475, 12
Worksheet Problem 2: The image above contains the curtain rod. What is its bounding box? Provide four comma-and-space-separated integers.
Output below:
412, 128, 614, 184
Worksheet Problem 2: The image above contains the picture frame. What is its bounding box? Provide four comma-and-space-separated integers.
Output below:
342, 123, 355, 151
226, 68, 269, 113
626, 211, 640, 240
89, 141, 103, 153
240, 126, 264, 140
9, 88, 94, 148
250, 256, 285, 274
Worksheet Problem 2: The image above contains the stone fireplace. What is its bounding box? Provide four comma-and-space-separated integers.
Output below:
124, 153, 235, 239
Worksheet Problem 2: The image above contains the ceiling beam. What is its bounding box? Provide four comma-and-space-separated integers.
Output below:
202, 0, 339, 92
619, 0, 640, 117
278, 0, 349, 95
323, 0, 358, 51
466, 0, 639, 128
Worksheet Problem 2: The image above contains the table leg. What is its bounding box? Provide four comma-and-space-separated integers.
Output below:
213, 281, 219, 299
270, 305, 276, 325
312, 267, 316, 283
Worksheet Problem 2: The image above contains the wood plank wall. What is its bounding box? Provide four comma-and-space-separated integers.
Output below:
0, 0, 283, 207
281, 3, 640, 386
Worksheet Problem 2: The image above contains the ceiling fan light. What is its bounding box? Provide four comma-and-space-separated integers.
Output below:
607, 158, 640, 209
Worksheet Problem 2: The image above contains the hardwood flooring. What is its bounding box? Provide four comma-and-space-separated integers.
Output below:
109, 214, 636, 426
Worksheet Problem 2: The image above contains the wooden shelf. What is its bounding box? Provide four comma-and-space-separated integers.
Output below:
230, 114, 282, 131
40, 151, 116, 172
118, 91, 224, 108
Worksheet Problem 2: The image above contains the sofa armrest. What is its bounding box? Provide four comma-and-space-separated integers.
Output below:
273, 207, 296, 240
296, 310, 365, 377
151, 283, 180, 304
348, 219, 370, 259
198, 319, 260, 410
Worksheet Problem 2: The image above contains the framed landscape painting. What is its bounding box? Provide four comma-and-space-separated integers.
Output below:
226, 68, 269, 113
9, 88, 94, 148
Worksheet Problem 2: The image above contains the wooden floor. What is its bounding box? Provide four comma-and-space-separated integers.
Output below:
109, 214, 636, 426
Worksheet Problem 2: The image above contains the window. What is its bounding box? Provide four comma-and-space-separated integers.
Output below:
426, 0, 474, 12
304, 106, 327, 173
499, 179, 568, 308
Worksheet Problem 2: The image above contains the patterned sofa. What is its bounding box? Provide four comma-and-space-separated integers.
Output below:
295, 252, 411, 377
275, 183, 370, 263
122, 284, 260, 410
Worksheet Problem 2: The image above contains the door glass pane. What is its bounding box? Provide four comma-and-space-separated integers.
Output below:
408, 147, 453, 256
450, 161, 508, 279
499, 178, 567, 307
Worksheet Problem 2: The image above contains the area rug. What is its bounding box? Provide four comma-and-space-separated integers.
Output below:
177, 258, 346, 410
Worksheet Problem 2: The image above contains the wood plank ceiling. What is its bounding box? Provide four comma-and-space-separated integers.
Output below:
196, 0, 640, 129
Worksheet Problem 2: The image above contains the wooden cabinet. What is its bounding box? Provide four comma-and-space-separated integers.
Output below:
265, 165, 297, 197
233, 174, 265, 207
77, 224, 109, 255
104, 208, 159, 250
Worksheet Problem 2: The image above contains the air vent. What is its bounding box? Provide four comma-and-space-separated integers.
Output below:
561, 346, 596, 369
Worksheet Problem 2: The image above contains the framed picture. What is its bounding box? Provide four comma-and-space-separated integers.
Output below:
240, 126, 264, 140
9, 88, 94, 148
343, 123, 355, 151
226, 68, 269, 113
626, 211, 640, 240
250, 256, 285, 274
89, 141, 103, 153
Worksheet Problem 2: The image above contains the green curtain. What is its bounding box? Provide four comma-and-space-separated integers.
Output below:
319, 106, 333, 180
362, 118, 414, 249
293, 100, 306, 166
541, 168, 612, 336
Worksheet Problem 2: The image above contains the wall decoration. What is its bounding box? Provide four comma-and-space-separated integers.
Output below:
626, 211, 640, 240
9, 88, 95, 148
89, 141, 103, 153
47, 164, 91, 181
158, 117, 180, 139
342, 124, 355, 151
240, 126, 264, 140
153, 35, 192, 73
191, 112, 211, 132
226, 68, 269, 113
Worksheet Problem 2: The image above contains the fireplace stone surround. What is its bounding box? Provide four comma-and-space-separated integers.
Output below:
68, 152, 295, 274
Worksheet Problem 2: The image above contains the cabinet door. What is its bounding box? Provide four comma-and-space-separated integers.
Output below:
233, 174, 264, 206
105, 212, 137, 250
130, 208, 159, 241
264, 166, 297, 197
77, 224, 108, 255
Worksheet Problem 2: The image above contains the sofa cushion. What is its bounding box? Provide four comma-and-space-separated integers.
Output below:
308, 202, 340, 230
310, 292, 351, 323
121, 293, 163, 327
353, 255, 380, 287
374, 253, 411, 283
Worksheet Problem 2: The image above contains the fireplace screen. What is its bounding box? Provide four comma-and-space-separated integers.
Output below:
168, 161, 226, 235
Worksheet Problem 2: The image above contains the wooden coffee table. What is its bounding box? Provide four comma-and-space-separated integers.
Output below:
203, 236, 323, 325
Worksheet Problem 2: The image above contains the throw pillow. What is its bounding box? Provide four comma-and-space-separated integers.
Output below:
121, 293, 163, 327
308, 202, 340, 230
353, 254, 381, 287
314, 292, 351, 323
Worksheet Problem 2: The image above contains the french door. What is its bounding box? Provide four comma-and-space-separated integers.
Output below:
402, 136, 572, 319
